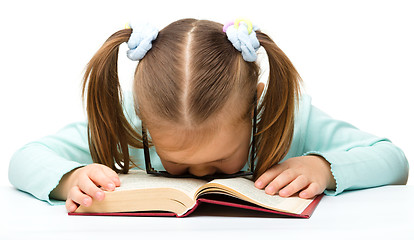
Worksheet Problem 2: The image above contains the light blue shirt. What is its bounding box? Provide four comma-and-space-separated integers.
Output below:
8, 93, 409, 205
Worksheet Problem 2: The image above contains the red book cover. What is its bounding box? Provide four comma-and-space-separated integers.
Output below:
68, 194, 323, 218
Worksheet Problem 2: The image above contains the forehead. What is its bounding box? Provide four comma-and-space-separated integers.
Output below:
148, 120, 250, 164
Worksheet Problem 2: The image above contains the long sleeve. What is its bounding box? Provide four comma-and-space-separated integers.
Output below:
288, 95, 409, 196
8, 92, 145, 205
8, 122, 92, 205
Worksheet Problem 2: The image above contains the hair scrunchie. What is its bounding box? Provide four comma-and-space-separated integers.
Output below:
126, 22, 159, 61
223, 19, 260, 62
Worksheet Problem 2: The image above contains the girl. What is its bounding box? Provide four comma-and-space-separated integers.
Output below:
8, 18, 408, 213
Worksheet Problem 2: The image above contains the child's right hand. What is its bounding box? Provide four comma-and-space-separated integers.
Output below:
64, 163, 121, 213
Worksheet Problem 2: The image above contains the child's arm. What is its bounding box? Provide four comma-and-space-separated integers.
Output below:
300, 105, 409, 195
8, 121, 122, 212
8, 122, 93, 203
255, 96, 409, 198
8, 92, 141, 207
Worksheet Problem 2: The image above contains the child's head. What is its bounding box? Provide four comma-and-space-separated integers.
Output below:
82, 18, 301, 180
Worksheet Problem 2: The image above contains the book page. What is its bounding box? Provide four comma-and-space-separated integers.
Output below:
207, 177, 314, 214
116, 170, 208, 197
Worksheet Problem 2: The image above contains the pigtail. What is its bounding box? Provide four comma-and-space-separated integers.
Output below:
82, 29, 143, 173
253, 31, 302, 180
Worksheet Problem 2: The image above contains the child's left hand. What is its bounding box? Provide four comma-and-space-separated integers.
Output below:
254, 155, 336, 199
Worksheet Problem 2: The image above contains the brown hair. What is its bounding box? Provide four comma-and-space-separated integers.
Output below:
82, 18, 301, 179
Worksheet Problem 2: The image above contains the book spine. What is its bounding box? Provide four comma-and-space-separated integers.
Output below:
177, 201, 201, 217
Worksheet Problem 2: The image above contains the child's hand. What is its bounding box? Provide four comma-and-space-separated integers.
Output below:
64, 163, 121, 213
254, 155, 336, 199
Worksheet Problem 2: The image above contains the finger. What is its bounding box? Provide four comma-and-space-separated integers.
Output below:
254, 164, 287, 189
65, 199, 79, 213
264, 169, 297, 195
278, 175, 309, 198
67, 185, 93, 207
78, 174, 106, 201
101, 166, 121, 187
88, 167, 117, 191
299, 182, 324, 199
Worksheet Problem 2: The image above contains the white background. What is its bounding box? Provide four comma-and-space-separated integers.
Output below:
0, 0, 412, 187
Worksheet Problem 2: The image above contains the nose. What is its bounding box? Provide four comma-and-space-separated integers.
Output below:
188, 166, 216, 177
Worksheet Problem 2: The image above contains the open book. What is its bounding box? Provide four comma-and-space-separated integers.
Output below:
69, 170, 322, 218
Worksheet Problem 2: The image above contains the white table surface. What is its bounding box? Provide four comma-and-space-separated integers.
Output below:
1, 185, 413, 240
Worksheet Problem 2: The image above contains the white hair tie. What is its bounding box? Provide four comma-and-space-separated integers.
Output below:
223, 19, 260, 62
126, 22, 159, 61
